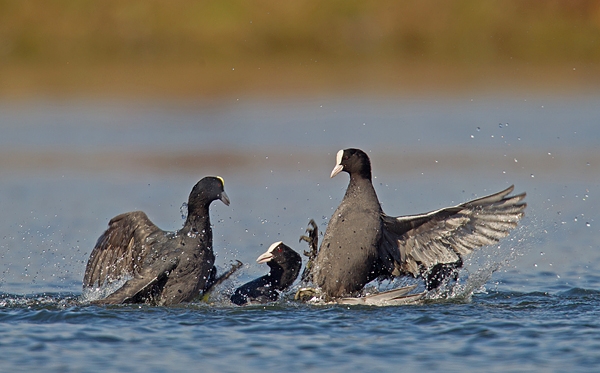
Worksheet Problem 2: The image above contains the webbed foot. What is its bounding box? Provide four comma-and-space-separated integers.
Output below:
294, 287, 319, 302
299, 219, 319, 258
299, 219, 319, 283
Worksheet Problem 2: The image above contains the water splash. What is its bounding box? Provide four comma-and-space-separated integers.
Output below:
432, 223, 531, 301
80, 276, 132, 303
0, 292, 79, 308
180, 202, 188, 220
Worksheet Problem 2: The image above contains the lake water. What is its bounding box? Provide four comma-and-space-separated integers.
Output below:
0, 94, 599, 372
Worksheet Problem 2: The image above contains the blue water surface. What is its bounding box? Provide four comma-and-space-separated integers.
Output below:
0, 94, 599, 372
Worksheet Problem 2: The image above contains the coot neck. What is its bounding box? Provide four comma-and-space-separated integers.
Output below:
280, 261, 300, 289
344, 171, 381, 213
182, 204, 212, 239
266, 263, 284, 288
347, 171, 376, 196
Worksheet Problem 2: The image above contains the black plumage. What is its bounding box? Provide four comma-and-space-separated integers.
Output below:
308, 148, 526, 298
83, 176, 230, 306
231, 242, 302, 305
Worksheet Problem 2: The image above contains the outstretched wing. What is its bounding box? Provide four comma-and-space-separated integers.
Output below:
380, 185, 526, 277
83, 211, 161, 288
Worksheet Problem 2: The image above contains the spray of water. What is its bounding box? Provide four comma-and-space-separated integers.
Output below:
427, 222, 532, 302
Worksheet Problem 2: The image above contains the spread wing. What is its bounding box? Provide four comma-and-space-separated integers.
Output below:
83, 211, 161, 288
380, 185, 526, 277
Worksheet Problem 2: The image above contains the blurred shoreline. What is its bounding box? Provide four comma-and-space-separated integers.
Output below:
2, 62, 599, 100
2, 1, 600, 99
1, 148, 597, 181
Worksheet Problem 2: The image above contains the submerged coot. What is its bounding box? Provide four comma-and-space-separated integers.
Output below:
231, 241, 302, 305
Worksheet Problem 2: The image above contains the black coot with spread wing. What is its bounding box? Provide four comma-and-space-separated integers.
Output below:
231, 242, 302, 305
83, 176, 230, 306
309, 148, 526, 298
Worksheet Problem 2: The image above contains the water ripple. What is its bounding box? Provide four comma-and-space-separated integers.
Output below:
0, 287, 599, 372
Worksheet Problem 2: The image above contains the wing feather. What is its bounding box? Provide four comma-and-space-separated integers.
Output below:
83, 211, 161, 288
381, 185, 526, 277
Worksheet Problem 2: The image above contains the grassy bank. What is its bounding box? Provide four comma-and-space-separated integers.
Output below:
1, 0, 599, 98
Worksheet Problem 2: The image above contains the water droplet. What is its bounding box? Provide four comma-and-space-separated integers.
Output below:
514, 158, 518, 163
586, 222, 591, 227
530, 174, 534, 178
470, 135, 475, 139
574, 217, 578, 222
498, 123, 503, 128
180, 203, 188, 220
476, 127, 481, 131
540, 252, 545, 256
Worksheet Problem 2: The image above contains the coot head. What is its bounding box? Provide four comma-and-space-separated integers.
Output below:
330, 148, 372, 180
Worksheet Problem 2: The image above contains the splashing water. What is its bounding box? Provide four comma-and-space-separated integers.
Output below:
180, 202, 188, 220
0, 292, 79, 308
79, 276, 132, 303
430, 224, 531, 301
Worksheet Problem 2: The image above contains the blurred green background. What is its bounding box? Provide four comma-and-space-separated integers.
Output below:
1, 0, 599, 98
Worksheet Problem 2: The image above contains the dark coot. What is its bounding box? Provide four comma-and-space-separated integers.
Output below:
231, 241, 302, 305
306, 148, 526, 298
83, 176, 232, 306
